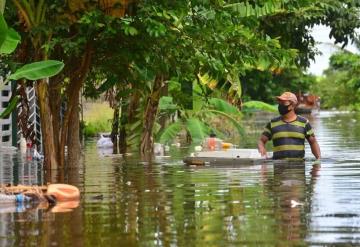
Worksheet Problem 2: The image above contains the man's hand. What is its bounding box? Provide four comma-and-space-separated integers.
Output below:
258, 135, 269, 158
308, 135, 321, 160
313, 159, 321, 166
258, 146, 268, 158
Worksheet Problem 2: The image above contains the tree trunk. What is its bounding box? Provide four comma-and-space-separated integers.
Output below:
59, 45, 93, 168
158, 82, 168, 130
140, 75, 164, 157
67, 94, 81, 167
36, 79, 58, 170
111, 107, 119, 154
59, 83, 81, 168
49, 80, 62, 163
119, 125, 126, 154
118, 99, 128, 154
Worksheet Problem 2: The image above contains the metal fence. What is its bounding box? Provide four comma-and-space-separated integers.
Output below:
16, 86, 42, 152
0, 79, 12, 147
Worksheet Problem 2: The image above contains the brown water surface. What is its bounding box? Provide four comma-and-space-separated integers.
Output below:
1, 111, 360, 246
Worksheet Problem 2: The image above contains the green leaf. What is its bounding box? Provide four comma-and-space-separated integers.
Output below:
127, 132, 141, 147
197, 73, 218, 89
159, 96, 178, 110
97, 76, 118, 93
186, 118, 208, 144
153, 122, 161, 136
0, 14, 8, 49
123, 25, 139, 36
129, 119, 142, 132
242, 100, 277, 113
0, 28, 21, 54
128, 26, 138, 36
224, 1, 284, 17
206, 109, 245, 139
208, 98, 241, 115
0, 1, 5, 15
9, 60, 64, 80
158, 121, 183, 144
168, 79, 181, 93
0, 95, 20, 119
227, 69, 242, 99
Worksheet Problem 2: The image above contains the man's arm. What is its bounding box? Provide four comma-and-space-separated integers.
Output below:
258, 135, 269, 157
307, 135, 321, 159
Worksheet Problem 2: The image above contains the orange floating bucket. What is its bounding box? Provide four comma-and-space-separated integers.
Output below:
47, 184, 80, 202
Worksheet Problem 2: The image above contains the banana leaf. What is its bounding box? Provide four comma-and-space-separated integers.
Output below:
197, 73, 218, 89
9, 60, 64, 80
242, 100, 277, 113
227, 69, 242, 99
0, 1, 5, 15
0, 14, 7, 49
206, 109, 245, 138
0, 95, 20, 119
158, 121, 183, 144
159, 96, 178, 111
208, 98, 242, 115
0, 28, 21, 54
186, 118, 208, 144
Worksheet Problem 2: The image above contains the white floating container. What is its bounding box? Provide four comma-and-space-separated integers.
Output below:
184, 149, 272, 166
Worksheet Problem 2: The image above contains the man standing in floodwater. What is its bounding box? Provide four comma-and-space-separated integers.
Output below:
258, 92, 321, 160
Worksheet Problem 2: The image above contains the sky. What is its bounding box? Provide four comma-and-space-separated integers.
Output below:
308, 25, 359, 75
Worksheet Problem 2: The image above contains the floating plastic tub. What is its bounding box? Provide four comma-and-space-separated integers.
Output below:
183, 149, 272, 166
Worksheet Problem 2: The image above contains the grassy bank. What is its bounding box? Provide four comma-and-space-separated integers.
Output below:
83, 101, 113, 137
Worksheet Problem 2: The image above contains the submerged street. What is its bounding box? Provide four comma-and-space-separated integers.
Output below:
1, 111, 360, 246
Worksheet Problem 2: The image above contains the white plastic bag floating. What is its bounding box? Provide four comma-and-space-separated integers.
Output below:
96, 134, 113, 148
153, 143, 164, 156
33, 149, 44, 160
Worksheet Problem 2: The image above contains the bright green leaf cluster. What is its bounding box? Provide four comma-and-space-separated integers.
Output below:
0, 14, 64, 119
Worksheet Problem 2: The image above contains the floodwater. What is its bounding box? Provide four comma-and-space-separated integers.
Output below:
1, 111, 360, 246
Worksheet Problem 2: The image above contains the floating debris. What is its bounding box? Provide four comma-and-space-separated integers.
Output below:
290, 200, 304, 208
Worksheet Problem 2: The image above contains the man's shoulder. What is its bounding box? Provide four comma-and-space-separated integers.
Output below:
296, 115, 309, 123
270, 116, 282, 122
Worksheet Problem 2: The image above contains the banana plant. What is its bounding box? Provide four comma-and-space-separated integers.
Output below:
156, 73, 278, 146
157, 96, 243, 146
0, 14, 64, 118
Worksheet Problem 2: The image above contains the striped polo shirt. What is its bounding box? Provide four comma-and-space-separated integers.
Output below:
262, 116, 314, 160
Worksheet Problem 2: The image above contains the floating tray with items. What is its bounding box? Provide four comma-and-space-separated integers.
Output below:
183, 149, 272, 166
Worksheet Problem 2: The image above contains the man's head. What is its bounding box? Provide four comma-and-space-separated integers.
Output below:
276, 92, 298, 115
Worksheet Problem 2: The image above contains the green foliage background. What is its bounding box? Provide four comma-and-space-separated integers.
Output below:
312, 51, 360, 110
3, 0, 360, 152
